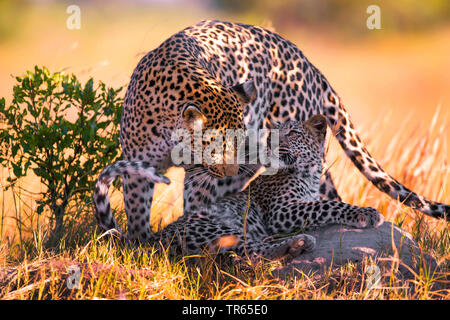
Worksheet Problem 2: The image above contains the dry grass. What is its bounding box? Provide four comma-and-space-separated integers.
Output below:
0, 108, 448, 300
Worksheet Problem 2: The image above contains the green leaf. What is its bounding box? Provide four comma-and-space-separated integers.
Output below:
36, 204, 44, 215
12, 162, 23, 178
11, 143, 20, 157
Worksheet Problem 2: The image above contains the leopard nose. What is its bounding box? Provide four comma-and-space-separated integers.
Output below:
224, 163, 239, 176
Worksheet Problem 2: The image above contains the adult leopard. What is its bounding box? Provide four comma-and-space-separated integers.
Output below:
95, 116, 383, 259
106, 20, 448, 241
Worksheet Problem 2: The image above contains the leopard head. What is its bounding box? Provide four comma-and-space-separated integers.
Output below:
178, 79, 256, 178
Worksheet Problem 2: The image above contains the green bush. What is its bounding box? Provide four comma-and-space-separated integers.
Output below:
0, 66, 123, 239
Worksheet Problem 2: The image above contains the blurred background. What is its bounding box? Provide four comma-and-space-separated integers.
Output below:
0, 0, 449, 142
0, 0, 448, 235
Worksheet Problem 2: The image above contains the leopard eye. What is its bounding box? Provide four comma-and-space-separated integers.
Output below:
288, 130, 297, 137
183, 104, 206, 127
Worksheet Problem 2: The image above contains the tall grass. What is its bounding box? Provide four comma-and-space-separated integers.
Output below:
0, 109, 448, 300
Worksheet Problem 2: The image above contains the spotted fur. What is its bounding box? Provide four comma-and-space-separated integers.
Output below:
94, 116, 384, 260
107, 20, 448, 241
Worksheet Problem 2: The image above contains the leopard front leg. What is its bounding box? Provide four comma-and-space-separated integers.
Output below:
123, 174, 156, 242
265, 200, 384, 234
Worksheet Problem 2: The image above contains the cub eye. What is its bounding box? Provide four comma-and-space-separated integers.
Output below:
288, 130, 296, 137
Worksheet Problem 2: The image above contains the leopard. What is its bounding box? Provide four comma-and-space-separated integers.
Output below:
94, 115, 384, 261
100, 19, 448, 242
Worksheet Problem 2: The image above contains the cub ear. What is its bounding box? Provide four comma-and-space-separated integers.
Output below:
305, 114, 327, 142
183, 105, 206, 129
231, 79, 256, 106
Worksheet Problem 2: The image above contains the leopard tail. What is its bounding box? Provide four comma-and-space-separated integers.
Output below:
320, 78, 449, 220
93, 160, 170, 235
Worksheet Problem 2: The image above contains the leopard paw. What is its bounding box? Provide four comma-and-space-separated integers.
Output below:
288, 234, 316, 257
355, 207, 384, 228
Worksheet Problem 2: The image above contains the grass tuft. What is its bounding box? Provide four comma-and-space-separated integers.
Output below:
0, 110, 449, 300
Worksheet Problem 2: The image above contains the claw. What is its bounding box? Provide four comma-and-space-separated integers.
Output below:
374, 211, 385, 228
160, 176, 171, 184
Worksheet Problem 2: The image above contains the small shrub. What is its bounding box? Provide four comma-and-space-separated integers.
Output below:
0, 66, 123, 240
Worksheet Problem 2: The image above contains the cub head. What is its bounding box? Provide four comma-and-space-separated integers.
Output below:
178, 79, 256, 178
272, 115, 327, 172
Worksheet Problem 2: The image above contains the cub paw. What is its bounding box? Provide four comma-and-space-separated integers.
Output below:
355, 207, 384, 228
288, 234, 316, 257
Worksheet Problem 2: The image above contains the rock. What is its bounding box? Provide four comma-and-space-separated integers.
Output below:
274, 222, 439, 282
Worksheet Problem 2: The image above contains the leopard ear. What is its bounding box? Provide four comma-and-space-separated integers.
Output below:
183, 105, 206, 129
231, 79, 256, 106
305, 114, 327, 142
